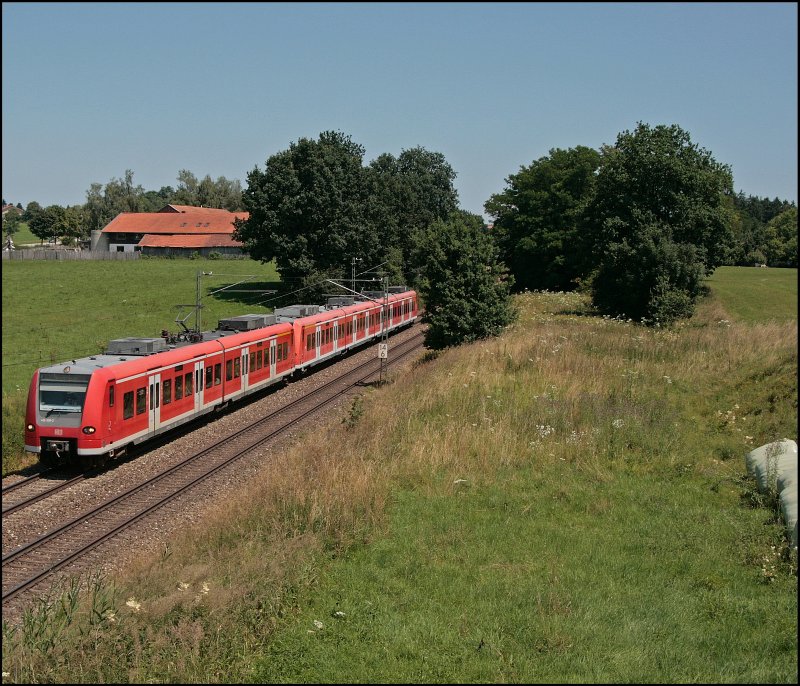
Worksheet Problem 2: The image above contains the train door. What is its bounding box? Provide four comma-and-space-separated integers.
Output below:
148, 372, 161, 433
194, 360, 204, 412
270, 338, 277, 377
241, 346, 250, 393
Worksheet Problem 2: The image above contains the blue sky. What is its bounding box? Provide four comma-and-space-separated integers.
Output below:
2, 2, 797, 220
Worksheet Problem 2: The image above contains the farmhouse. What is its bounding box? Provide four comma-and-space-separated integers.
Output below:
94, 205, 249, 257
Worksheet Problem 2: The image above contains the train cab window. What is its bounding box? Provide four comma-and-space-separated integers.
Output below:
136, 387, 147, 415
109, 385, 115, 407
205, 366, 213, 388
234, 357, 240, 378
214, 363, 222, 386
175, 375, 183, 401
163, 379, 172, 405
123, 391, 134, 420
226, 359, 233, 381
184, 372, 193, 396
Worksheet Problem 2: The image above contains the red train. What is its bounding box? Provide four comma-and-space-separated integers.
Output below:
25, 290, 418, 469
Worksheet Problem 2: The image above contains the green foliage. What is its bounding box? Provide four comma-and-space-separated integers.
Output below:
586, 123, 734, 271
367, 147, 459, 284
2, 209, 22, 236
418, 211, 516, 349
583, 123, 733, 323
172, 169, 243, 211
763, 207, 797, 267
27, 204, 65, 243
235, 132, 459, 288
235, 131, 377, 281
590, 222, 706, 325
485, 145, 601, 291
727, 193, 796, 266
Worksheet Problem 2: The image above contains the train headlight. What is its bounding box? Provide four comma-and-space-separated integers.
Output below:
82, 426, 96, 435
26, 424, 35, 432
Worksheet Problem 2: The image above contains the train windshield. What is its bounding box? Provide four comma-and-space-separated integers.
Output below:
39, 373, 91, 415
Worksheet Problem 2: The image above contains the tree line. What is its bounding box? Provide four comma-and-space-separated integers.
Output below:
3, 122, 796, 346
2, 170, 243, 246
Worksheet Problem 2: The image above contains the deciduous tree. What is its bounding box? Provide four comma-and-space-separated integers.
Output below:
235, 131, 379, 282
418, 210, 516, 349
485, 146, 600, 291
584, 123, 733, 323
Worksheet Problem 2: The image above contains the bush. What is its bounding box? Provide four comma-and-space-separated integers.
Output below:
591, 224, 706, 325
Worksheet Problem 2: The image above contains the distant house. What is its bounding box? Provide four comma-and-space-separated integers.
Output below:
2, 204, 21, 216
96, 205, 249, 256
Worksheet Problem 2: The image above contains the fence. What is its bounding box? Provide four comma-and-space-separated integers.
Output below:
2, 249, 140, 261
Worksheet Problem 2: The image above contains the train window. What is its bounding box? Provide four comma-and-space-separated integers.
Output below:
136, 387, 147, 415
257, 349, 263, 369
123, 391, 134, 419
175, 375, 183, 400
276, 344, 282, 363
250, 352, 256, 371
283, 342, 289, 360
206, 366, 213, 388
109, 385, 115, 407
226, 359, 233, 381
163, 379, 172, 405
214, 363, 222, 386
175, 364, 183, 372
185, 372, 193, 396
234, 357, 240, 378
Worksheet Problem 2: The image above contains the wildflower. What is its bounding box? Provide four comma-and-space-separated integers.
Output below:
178, 582, 189, 591
663, 376, 672, 384
454, 479, 468, 485
2, 672, 9, 678
201, 582, 210, 595
535, 424, 555, 438
126, 597, 142, 612
334, 611, 346, 618
104, 610, 117, 623
313, 620, 324, 630
612, 419, 624, 429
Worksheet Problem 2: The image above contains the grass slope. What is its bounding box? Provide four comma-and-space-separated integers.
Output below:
2, 267, 796, 683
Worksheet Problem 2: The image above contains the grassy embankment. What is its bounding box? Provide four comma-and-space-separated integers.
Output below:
1, 265, 797, 683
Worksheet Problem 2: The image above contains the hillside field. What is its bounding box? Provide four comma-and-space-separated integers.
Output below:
1, 262, 796, 683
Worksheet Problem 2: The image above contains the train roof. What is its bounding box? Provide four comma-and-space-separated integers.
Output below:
39, 321, 294, 381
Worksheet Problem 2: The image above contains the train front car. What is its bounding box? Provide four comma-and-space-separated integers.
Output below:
24, 360, 107, 469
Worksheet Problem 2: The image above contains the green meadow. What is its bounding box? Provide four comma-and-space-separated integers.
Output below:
1, 263, 797, 683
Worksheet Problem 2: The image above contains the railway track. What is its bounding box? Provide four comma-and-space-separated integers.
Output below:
2, 471, 87, 516
2, 330, 425, 607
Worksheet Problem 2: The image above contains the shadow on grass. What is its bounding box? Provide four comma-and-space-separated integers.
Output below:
206, 280, 286, 311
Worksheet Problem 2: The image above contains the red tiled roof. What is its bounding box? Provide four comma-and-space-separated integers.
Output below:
137, 234, 244, 249
102, 210, 248, 235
